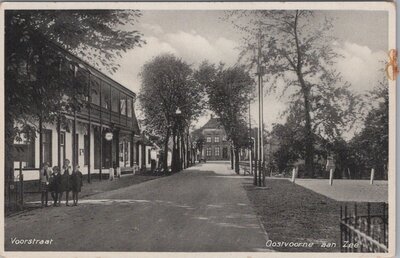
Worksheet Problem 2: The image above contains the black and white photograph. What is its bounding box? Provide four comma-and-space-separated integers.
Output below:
1, 2, 396, 257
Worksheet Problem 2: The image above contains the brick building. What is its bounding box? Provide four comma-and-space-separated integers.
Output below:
198, 116, 231, 161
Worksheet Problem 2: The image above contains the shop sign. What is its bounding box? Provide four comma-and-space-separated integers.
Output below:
105, 132, 113, 141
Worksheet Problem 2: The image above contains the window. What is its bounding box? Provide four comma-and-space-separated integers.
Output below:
14, 134, 35, 168
215, 147, 220, 156
60, 133, 65, 145
127, 97, 133, 118
84, 135, 89, 166
222, 136, 227, 142
60, 132, 66, 168
111, 88, 119, 112
120, 94, 126, 115
90, 77, 101, 106
42, 129, 52, 166
148, 149, 151, 164
101, 83, 110, 109
206, 148, 212, 157
119, 139, 131, 167
215, 136, 220, 143
94, 128, 101, 169
206, 136, 212, 143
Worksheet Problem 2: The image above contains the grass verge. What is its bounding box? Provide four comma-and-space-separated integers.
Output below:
243, 178, 385, 252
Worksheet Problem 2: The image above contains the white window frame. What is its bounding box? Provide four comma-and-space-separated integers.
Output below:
215, 146, 220, 156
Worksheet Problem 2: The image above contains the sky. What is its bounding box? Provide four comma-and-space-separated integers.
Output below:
105, 10, 388, 133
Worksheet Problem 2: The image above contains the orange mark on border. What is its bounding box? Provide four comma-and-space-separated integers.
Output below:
386, 49, 399, 81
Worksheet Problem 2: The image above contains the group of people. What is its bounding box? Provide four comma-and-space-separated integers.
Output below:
39, 159, 83, 208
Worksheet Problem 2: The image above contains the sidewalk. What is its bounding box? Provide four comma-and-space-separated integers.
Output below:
293, 179, 388, 202
12, 173, 162, 215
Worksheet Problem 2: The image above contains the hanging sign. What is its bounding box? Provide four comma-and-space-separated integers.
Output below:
105, 132, 113, 141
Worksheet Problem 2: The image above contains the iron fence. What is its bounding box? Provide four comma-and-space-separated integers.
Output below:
340, 202, 388, 252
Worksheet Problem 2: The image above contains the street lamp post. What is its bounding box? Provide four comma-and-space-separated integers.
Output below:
175, 107, 182, 172
256, 29, 265, 187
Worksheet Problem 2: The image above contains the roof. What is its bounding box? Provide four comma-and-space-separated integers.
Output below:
202, 117, 223, 130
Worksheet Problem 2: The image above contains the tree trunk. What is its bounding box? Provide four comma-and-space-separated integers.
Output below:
292, 11, 314, 178
303, 87, 314, 178
230, 146, 234, 169
296, 70, 314, 178
5, 108, 15, 212
171, 130, 177, 173
163, 128, 170, 173
177, 132, 181, 171
234, 147, 240, 174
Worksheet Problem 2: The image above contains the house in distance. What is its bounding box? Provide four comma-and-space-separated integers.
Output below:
196, 115, 231, 161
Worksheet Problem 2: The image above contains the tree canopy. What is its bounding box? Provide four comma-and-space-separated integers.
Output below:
6, 10, 144, 73
138, 54, 206, 172
349, 83, 388, 179
5, 10, 145, 202
195, 62, 255, 173
226, 10, 361, 176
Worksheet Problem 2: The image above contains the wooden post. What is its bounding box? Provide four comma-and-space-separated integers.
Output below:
340, 205, 343, 252
109, 167, 114, 181
249, 149, 253, 175
39, 115, 43, 168
253, 142, 258, 186
57, 117, 61, 168
72, 110, 77, 169
19, 161, 23, 209
72, 65, 77, 170
88, 72, 91, 183
130, 133, 134, 169
370, 168, 375, 185
291, 167, 296, 183
99, 80, 103, 181
230, 145, 234, 169
344, 205, 348, 252
115, 129, 120, 173
329, 168, 334, 186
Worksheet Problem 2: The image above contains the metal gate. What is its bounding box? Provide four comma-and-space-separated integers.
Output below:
340, 202, 388, 252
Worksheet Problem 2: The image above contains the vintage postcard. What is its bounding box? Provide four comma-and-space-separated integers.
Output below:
0, 2, 396, 258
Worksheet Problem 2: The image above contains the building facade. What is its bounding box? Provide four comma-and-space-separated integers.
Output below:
198, 116, 231, 161
12, 41, 152, 181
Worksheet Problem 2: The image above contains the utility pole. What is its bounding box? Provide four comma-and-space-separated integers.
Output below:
248, 100, 253, 176
256, 29, 265, 187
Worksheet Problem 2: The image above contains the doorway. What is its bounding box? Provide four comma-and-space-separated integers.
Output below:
222, 147, 228, 160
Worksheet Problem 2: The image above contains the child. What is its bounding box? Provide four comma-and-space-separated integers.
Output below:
60, 159, 71, 206
39, 162, 50, 207
50, 166, 61, 206
71, 165, 83, 206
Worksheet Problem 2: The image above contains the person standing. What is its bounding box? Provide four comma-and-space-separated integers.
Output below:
60, 159, 71, 206
50, 166, 61, 206
39, 162, 50, 207
71, 165, 83, 206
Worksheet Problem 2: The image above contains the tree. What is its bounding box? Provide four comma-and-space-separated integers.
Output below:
226, 10, 360, 177
349, 82, 388, 179
268, 121, 303, 174
191, 129, 205, 162
5, 10, 144, 210
195, 62, 255, 174
139, 54, 205, 173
